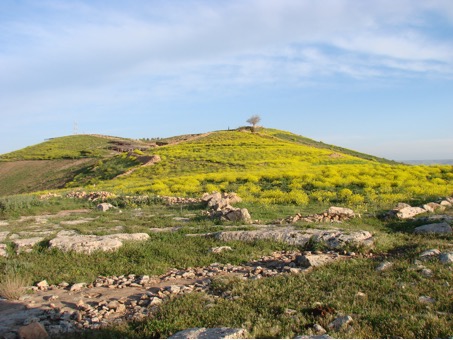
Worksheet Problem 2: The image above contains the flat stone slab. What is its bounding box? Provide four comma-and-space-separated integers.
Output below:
0, 232, 9, 242
49, 233, 150, 254
60, 218, 96, 225
414, 222, 452, 234
169, 327, 248, 339
0, 221, 9, 227
197, 227, 373, 250
13, 237, 45, 252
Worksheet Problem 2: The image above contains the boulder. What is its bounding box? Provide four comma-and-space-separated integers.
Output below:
396, 207, 426, 219
328, 315, 353, 331
376, 261, 393, 271
18, 322, 48, 339
97, 203, 114, 211
440, 200, 452, 207
327, 207, 355, 218
439, 252, 453, 264
419, 249, 441, 258
210, 246, 233, 253
169, 327, 247, 339
296, 254, 338, 268
224, 208, 251, 223
414, 222, 452, 234
423, 202, 445, 213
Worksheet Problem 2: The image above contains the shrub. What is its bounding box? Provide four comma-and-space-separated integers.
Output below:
0, 273, 29, 300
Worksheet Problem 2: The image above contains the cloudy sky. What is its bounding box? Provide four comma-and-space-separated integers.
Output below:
1, 0, 452, 160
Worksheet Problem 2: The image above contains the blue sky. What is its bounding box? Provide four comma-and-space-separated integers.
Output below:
0, 0, 452, 160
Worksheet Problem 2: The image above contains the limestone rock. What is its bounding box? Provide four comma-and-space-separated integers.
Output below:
97, 203, 114, 211
0, 231, 9, 242
419, 249, 441, 258
296, 254, 338, 268
169, 327, 247, 339
13, 237, 44, 253
210, 228, 373, 250
0, 243, 7, 257
18, 322, 48, 339
224, 208, 251, 223
327, 207, 355, 218
439, 252, 453, 264
376, 261, 392, 271
414, 222, 452, 234
396, 206, 426, 219
70, 283, 86, 292
419, 296, 436, 304
210, 246, 233, 253
440, 200, 452, 207
423, 203, 445, 213
294, 336, 333, 339
328, 315, 353, 331
49, 233, 149, 254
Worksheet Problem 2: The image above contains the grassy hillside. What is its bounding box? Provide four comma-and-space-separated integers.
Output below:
91, 129, 453, 208
0, 134, 149, 161
0, 159, 96, 196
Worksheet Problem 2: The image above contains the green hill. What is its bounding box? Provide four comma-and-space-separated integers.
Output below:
0, 128, 452, 207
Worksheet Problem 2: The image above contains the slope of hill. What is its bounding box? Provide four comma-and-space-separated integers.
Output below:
1, 128, 452, 207
0, 159, 95, 196
0, 134, 150, 161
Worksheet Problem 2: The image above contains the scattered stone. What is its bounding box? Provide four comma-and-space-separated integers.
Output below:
423, 203, 445, 213
355, 292, 367, 299
0, 243, 8, 257
313, 324, 327, 335
376, 261, 392, 271
440, 200, 452, 207
70, 283, 86, 292
13, 237, 45, 253
294, 335, 333, 339
419, 249, 441, 258
395, 206, 426, 219
0, 231, 9, 241
97, 203, 114, 212
210, 246, 233, 254
17, 322, 48, 339
36, 280, 49, 290
295, 254, 338, 268
420, 268, 433, 277
169, 327, 248, 339
414, 222, 452, 234
439, 252, 453, 264
419, 296, 436, 304
328, 315, 353, 331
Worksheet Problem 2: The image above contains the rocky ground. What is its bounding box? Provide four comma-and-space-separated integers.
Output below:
0, 193, 452, 338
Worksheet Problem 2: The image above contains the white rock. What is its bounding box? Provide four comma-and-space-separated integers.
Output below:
440, 200, 452, 207
419, 296, 436, 304
0, 244, 7, 257
419, 249, 441, 258
439, 252, 453, 264
396, 207, 426, 219
70, 283, 86, 292
169, 327, 248, 339
97, 203, 114, 211
414, 222, 452, 234
327, 206, 355, 218
296, 254, 338, 268
328, 315, 353, 331
210, 246, 233, 254
376, 261, 392, 271
13, 237, 44, 252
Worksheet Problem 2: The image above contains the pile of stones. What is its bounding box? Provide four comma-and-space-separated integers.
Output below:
274, 206, 356, 224
159, 196, 202, 205
386, 197, 453, 220
201, 192, 252, 223
66, 191, 116, 201
38, 193, 62, 200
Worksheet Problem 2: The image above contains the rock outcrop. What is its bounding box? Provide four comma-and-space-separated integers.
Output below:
199, 227, 373, 250
275, 206, 356, 224
169, 327, 248, 339
49, 233, 150, 254
414, 222, 452, 234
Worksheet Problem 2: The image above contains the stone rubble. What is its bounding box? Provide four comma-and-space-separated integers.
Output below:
201, 192, 251, 223
386, 196, 453, 220
6, 249, 354, 337
275, 207, 356, 224
66, 191, 116, 201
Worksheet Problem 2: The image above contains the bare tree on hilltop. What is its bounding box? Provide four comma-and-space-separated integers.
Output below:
246, 115, 261, 132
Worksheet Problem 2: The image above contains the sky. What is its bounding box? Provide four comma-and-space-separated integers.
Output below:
0, 0, 452, 161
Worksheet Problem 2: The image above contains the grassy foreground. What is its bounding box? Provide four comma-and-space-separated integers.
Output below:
0, 196, 452, 338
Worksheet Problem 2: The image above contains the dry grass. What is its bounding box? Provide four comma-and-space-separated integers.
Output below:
0, 274, 29, 300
